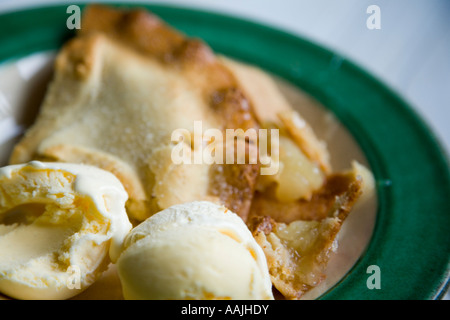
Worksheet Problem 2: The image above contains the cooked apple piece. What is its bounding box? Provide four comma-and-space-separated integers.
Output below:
278, 110, 331, 174
250, 161, 372, 223
275, 135, 324, 202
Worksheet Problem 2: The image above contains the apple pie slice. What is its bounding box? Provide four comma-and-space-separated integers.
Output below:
248, 162, 374, 299
224, 58, 375, 299
9, 5, 260, 222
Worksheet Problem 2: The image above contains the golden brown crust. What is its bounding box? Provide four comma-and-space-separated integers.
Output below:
79, 5, 259, 132
10, 5, 260, 221
249, 214, 343, 299
80, 6, 261, 221
247, 165, 367, 299
9, 34, 103, 164
55, 32, 99, 80
80, 5, 186, 65
221, 57, 331, 174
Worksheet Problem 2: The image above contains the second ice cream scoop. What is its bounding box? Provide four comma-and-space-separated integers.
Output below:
116, 201, 274, 300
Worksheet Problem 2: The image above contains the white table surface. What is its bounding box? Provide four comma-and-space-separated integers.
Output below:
0, 0, 448, 299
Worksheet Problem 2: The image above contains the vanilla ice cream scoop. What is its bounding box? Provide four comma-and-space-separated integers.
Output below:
116, 201, 274, 300
0, 161, 132, 300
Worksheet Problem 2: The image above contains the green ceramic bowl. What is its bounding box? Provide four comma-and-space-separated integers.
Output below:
0, 3, 449, 300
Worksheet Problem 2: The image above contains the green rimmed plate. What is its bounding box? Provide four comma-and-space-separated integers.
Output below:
0, 3, 448, 300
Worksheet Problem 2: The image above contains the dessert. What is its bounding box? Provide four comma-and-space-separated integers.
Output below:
9, 4, 261, 223
0, 161, 132, 300
223, 57, 375, 298
116, 201, 274, 300
1, 4, 376, 300
248, 161, 374, 299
